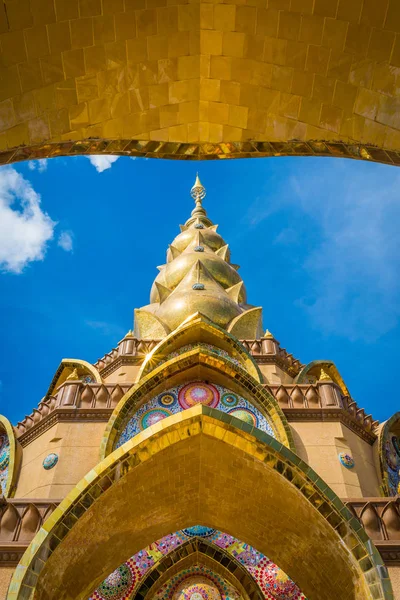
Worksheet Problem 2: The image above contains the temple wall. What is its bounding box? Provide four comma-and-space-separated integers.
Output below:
16, 421, 106, 499
257, 363, 293, 384
290, 421, 380, 499
0, 567, 14, 599
388, 567, 400, 600
103, 364, 141, 384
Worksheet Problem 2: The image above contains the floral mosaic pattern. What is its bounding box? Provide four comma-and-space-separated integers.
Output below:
386, 435, 400, 495
152, 343, 244, 371
89, 527, 306, 600
154, 570, 240, 600
0, 432, 10, 496
116, 381, 275, 448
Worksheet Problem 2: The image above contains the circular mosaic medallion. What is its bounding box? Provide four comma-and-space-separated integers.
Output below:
159, 393, 177, 407
43, 453, 58, 470
339, 452, 355, 469
257, 561, 300, 600
182, 526, 216, 538
0, 436, 9, 471
221, 393, 238, 408
228, 407, 257, 427
97, 564, 134, 600
173, 576, 221, 600
140, 408, 171, 430
178, 383, 219, 410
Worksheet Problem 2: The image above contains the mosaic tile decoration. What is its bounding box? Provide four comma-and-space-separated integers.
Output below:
154, 568, 240, 600
339, 453, 355, 469
89, 526, 306, 600
42, 453, 59, 470
116, 381, 275, 449
0, 432, 10, 495
386, 435, 400, 496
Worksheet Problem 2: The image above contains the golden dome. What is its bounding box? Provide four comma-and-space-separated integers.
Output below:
134, 176, 263, 340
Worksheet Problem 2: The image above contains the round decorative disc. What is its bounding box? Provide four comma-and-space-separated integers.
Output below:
339, 452, 355, 469
178, 383, 219, 410
172, 575, 221, 600
97, 564, 135, 600
43, 453, 58, 470
159, 393, 176, 407
140, 408, 171, 430
221, 393, 238, 408
228, 407, 257, 427
182, 526, 216, 538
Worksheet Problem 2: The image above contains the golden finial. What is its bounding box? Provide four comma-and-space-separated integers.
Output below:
264, 329, 274, 339
66, 368, 79, 381
190, 173, 207, 220
319, 368, 331, 381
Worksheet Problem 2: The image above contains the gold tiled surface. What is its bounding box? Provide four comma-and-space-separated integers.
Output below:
6, 407, 392, 600
0, 0, 400, 164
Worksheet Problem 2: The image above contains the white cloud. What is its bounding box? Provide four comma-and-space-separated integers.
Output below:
287, 161, 400, 341
58, 231, 73, 252
87, 155, 119, 172
28, 159, 48, 173
0, 167, 55, 274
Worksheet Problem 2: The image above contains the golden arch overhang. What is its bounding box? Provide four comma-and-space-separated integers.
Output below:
1, 1, 400, 167
8, 407, 392, 600
100, 347, 294, 457
137, 316, 263, 383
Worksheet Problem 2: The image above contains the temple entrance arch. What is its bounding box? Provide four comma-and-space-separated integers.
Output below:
8, 407, 391, 600
0, 0, 400, 167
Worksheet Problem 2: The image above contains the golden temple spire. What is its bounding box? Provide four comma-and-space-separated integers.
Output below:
190, 173, 207, 221
133, 176, 263, 340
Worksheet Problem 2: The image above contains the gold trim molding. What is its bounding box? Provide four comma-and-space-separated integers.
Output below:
1, 139, 400, 166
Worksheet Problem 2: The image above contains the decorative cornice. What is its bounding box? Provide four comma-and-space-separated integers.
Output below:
0, 544, 27, 566
18, 408, 113, 447
98, 355, 143, 379
283, 408, 377, 444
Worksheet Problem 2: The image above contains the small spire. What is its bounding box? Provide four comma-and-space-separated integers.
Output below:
319, 368, 332, 381
66, 368, 79, 381
264, 329, 274, 339
190, 173, 207, 220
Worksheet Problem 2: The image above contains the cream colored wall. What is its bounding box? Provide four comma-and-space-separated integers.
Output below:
388, 566, 400, 600
0, 567, 14, 599
290, 421, 380, 499
258, 364, 293, 385
103, 364, 140, 384
16, 421, 106, 499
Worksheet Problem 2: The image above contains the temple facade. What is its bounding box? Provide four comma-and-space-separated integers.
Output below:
0, 176, 400, 600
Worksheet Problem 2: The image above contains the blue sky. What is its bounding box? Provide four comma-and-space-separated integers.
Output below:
0, 154, 399, 425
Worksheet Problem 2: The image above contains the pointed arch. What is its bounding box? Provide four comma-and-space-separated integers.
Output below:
0, 414, 22, 498
295, 360, 350, 397
7, 407, 391, 600
129, 538, 260, 600
100, 347, 294, 458
137, 314, 263, 383
44, 359, 102, 400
